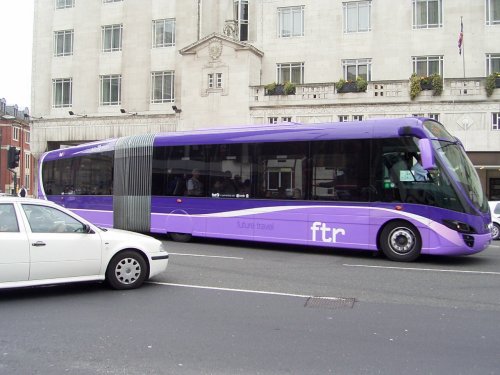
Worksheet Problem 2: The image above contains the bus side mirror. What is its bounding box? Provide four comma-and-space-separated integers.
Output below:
418, 138, 436, 170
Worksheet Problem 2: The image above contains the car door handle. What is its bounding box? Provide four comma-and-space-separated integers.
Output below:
32, 241, 46, 247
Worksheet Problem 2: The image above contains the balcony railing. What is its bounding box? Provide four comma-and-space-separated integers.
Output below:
250, 77, 497, 106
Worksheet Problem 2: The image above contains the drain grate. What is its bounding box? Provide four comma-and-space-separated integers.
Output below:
304, 296, 356, 310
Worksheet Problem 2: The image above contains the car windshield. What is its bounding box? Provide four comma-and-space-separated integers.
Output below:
434, 140, 489, 213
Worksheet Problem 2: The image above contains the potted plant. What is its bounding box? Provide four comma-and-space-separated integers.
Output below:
485, 72, 500, 97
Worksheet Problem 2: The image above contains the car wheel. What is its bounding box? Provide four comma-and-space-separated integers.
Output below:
492, 223, 500, 241
170, 232, 192, 242
380, 221, 421, 262
106, 250, 148, 290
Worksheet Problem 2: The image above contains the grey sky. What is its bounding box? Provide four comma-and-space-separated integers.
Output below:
0, 0, 34, 110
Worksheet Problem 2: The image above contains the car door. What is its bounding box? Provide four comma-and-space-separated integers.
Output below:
21, 204, 103, 281
0, 203, 29, 282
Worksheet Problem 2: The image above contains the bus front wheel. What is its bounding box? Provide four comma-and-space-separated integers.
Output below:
380, 221, 421, 262
170, 232, 192, 242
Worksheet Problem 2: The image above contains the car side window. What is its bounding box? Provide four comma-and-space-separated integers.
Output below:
22, 204, 86, 233
0, 204, 19, 232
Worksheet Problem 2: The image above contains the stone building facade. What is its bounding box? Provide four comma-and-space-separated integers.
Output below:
31, 0, 500, 198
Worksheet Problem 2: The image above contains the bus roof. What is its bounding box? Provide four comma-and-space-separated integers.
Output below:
42, 117, 433, 160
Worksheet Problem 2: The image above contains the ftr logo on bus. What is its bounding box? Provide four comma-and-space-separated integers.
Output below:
310, 222, 346, 243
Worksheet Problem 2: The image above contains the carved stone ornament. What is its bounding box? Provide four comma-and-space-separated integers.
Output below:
223, 20, 238, 40
208, 40, 223, 61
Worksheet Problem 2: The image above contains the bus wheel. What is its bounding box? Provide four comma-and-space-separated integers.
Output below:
492, 223, 500, 241
106, 250, 148, 290
170, 232, 192, 242
380, 221, 421, 262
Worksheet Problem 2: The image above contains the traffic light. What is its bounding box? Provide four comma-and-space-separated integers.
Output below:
7, 146, 21, 169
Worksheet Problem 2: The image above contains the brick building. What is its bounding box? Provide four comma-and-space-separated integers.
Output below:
0, 98, 34, 196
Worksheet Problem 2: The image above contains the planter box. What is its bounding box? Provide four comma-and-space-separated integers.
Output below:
420, 81, 433, 90
265, 84, 285, 96
337, 82, 359, 93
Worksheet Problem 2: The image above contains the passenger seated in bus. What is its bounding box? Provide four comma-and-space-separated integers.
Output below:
221, 170, 237, 194
186, 169, 203, 196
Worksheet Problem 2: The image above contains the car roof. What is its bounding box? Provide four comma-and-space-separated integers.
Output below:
0, 197, 55, 206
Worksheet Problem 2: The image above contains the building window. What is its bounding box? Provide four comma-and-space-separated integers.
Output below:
56, 0, 74, 9
493, 113, 500, 130
52, 78, 72, 108
25, 153, 31, 170
152, 19, 175, 48
54, 30, 74, 57
412, 0, 442, 29
25, 175, 30, 190
13, 127, 20, 141
412, 55, 443, 76
282, 117, 292, 122
486, 54, 500, 75
100, 75, 121, 106
343, 1, 371, 33
25, 131, 30, 144
429, 113, 439, 121
234, 1, 249, 41
278, 6, 304, 38
101, 24, 123, 52
486, 0, 500, 25
353, 115, 363, 121
216, 73, 223, 88
342, 58, 371, 81
269, 117, 278, 124
151, 71, 174, 103
338, 115, 349, 122
277, 62, 304, 84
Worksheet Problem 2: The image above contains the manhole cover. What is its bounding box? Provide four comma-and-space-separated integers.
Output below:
304, 297, 355, 309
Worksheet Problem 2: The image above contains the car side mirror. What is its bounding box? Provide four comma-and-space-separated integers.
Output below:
83, 224, 93, 234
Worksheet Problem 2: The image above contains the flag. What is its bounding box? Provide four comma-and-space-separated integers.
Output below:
458, 19, 463, 55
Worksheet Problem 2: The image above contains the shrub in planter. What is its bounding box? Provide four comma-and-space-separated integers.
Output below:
284, 81, 296, 95
355, 76, 368, 92
485, 72, 500, 97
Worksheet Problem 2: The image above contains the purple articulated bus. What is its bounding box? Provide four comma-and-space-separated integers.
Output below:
38, 117, 492, 261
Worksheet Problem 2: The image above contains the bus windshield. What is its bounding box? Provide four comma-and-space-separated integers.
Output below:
434, 140, 488, 214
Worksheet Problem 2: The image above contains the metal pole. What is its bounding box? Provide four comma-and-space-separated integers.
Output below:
13, 170, 17, 196
461, 17, 465, 79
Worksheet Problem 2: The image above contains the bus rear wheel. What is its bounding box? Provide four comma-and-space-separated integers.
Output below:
380, 221, 421, 262
170, 232, 192, 242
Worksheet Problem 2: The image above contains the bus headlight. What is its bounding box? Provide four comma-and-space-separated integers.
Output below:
442, 219, 476, 234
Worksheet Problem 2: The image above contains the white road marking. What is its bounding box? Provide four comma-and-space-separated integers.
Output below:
168, 252, 243, 260
343, 263, 500, 275
148, 281, 345, 301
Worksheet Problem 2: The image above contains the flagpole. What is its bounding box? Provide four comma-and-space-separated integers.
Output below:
461, 16, 465, 78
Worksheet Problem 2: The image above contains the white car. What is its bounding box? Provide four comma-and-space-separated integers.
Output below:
0, 197, 168, 290
490, 201, 500, 241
